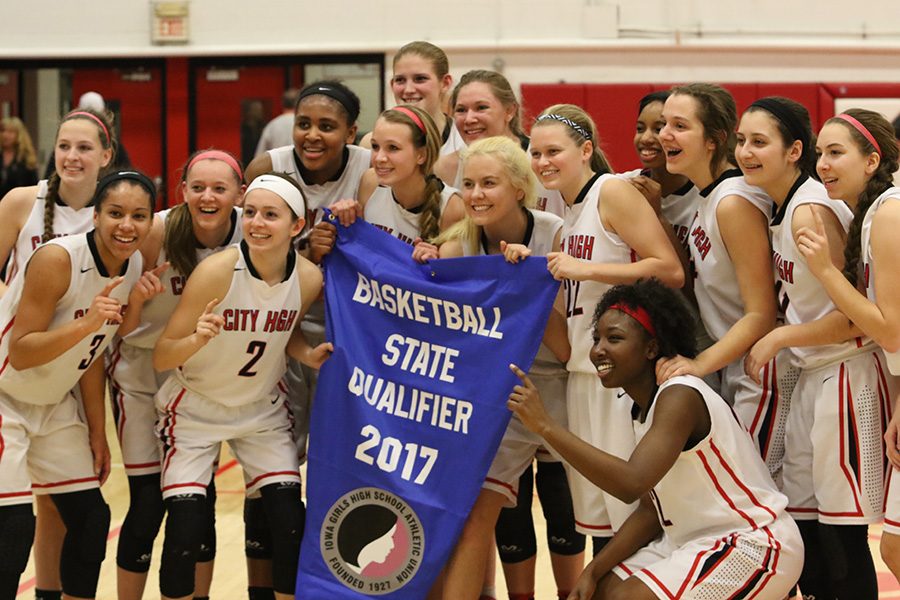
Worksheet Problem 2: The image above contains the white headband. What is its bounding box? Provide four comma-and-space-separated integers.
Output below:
245, 175, 305, 218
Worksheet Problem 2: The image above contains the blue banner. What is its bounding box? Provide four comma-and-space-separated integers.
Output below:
296, 215, 559, 598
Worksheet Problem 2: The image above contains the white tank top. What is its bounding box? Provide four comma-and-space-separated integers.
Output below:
440, 122, 466, 156
770, 176, 868, 368
689, 171, 773, 341
618, 169, 700, 253
124, 207, 243, 349
268, 144, 371, 250
561, 173, 635, 373
535, 185, 567, 219
461, 208, 565, 376
4, 180, 95, 283
173, 242, 302, 407
0, 232, 141, 405
862, 186, 900, 375
635, 375, 788, 546
364, 183, 458, 244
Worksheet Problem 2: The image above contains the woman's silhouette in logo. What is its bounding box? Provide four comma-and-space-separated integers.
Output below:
338, 504, 404, 576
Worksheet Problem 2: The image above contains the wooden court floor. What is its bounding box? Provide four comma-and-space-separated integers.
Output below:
15, 402, 900, 598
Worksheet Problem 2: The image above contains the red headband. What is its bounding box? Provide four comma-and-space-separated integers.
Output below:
188, 150, 243, 181
66, 111, 110, 146
609, 303, 657, 337
835, 114, 882, 155
393, 106, 426, 134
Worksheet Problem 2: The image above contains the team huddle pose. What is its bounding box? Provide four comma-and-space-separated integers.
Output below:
1, 38, 900, 600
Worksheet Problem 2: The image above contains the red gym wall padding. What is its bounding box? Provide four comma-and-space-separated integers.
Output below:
520, 82, 900, 173
72, 67, 164, 188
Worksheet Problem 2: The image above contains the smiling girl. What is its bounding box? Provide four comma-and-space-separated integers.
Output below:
431, 136, 573, 599
654, 85, 798, 486
153, 173, 329, 600
734, 98, 889, 599
0, 107, 116, 599
321, 105, 464, 249
361, 41, 465, 156
434, 70, 527, 189
507, 278, 803, 600
107, 149, 245, 599
620, 91, 698, 251
245, 81, 371, 595
794, 108, 900, 590
0, 170, 153, 599
530, 103, 683, 549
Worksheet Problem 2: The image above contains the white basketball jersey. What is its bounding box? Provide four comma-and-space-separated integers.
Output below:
173, 242, 301, 407
461, 208, 564, 376
364, 184, 457, 245
617, 169, 699, 252
561, 173, 635, 373
636, 375, 788, 546
862, 186, 900, 375
4, 180, 95, 283
689, 171, 773, 341
535, 185, 567, 219
460, 208, 562, 259
770, 176, 867, 368
0, 232, 141, 405
124, 208, 243, 349
440, 122, 466, 156
268, 144, 371, 249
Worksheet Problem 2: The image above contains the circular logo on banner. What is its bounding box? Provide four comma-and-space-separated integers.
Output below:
320, 487, 425, 595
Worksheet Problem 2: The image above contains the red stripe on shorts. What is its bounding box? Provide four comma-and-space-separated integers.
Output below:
161, 388, 187, 475
837, 363, 865, 516
32, 475, 98, 489
484, 476, 517, 497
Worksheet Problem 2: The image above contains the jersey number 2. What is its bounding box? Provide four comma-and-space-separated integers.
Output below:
238, 341, 267, 377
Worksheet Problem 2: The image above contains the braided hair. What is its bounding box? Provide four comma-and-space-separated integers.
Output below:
828, 109, 900, 286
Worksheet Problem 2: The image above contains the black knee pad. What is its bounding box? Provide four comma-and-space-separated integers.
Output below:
248, 587, 276, 600
261, 482, 304, 594
244, 495, 273, 559
52, 489, 110, 598
117, 474, 166, 572
495, 467, 537, 563
160, 494, 207, 599
535, 461, 585, 556
0, 504, 35, 575
818, 523, 876, 599
197, 479, 218, 563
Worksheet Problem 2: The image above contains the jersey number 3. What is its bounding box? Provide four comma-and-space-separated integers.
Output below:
78, 334, 106, 370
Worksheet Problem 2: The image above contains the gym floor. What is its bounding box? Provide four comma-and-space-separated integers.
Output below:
14, 403, 900, 599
